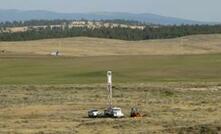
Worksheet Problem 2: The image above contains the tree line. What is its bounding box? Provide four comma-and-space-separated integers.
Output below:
0, 21, 221, 41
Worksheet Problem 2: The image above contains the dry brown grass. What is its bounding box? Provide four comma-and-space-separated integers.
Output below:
0, 83, 221, 134
1, 34, 221, 57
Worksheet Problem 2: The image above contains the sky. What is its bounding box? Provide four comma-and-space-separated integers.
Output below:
0, 0, 220, 22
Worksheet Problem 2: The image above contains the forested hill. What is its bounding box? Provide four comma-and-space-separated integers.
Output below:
1, 21, 221, 41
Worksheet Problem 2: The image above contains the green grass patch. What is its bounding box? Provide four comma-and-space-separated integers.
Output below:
0, 54, 221, 84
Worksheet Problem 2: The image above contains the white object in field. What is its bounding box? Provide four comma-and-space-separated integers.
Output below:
107, 71, 112, 84
107, 71, 112, 108
104, 107, 124, 118
112, 107, 124, 118
88, 109, 103, 118
88, 109, 99, 118
50, 50, 61, 56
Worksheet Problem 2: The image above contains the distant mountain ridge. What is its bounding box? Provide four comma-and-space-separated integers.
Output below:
0, 9, 210, 25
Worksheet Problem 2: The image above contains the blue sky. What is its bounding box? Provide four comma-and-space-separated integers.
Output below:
0, 0, 220, 22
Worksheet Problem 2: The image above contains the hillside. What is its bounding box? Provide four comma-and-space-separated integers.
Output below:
0, 34, 221, 57
0, 9, 205, 25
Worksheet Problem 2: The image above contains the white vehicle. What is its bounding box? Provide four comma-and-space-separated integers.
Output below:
50, 50, 61, 56
111, 107, 124, 118
88, 109, 100, 118
104, 107, 124, 118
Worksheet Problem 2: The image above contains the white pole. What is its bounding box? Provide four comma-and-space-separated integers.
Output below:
107, 71, 112, 108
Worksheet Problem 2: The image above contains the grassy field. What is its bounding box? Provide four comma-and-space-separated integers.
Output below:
0, 54, 221, 133
1, 35, 221, 133
0, 84, 221, 134
0, 54, 221, 84
0, 34, 221, 56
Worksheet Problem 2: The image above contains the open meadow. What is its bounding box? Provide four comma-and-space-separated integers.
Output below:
0, 35, 221, 133
0, 84, 221, 134
1, 34, 221, 56
1, 54, 221, 85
